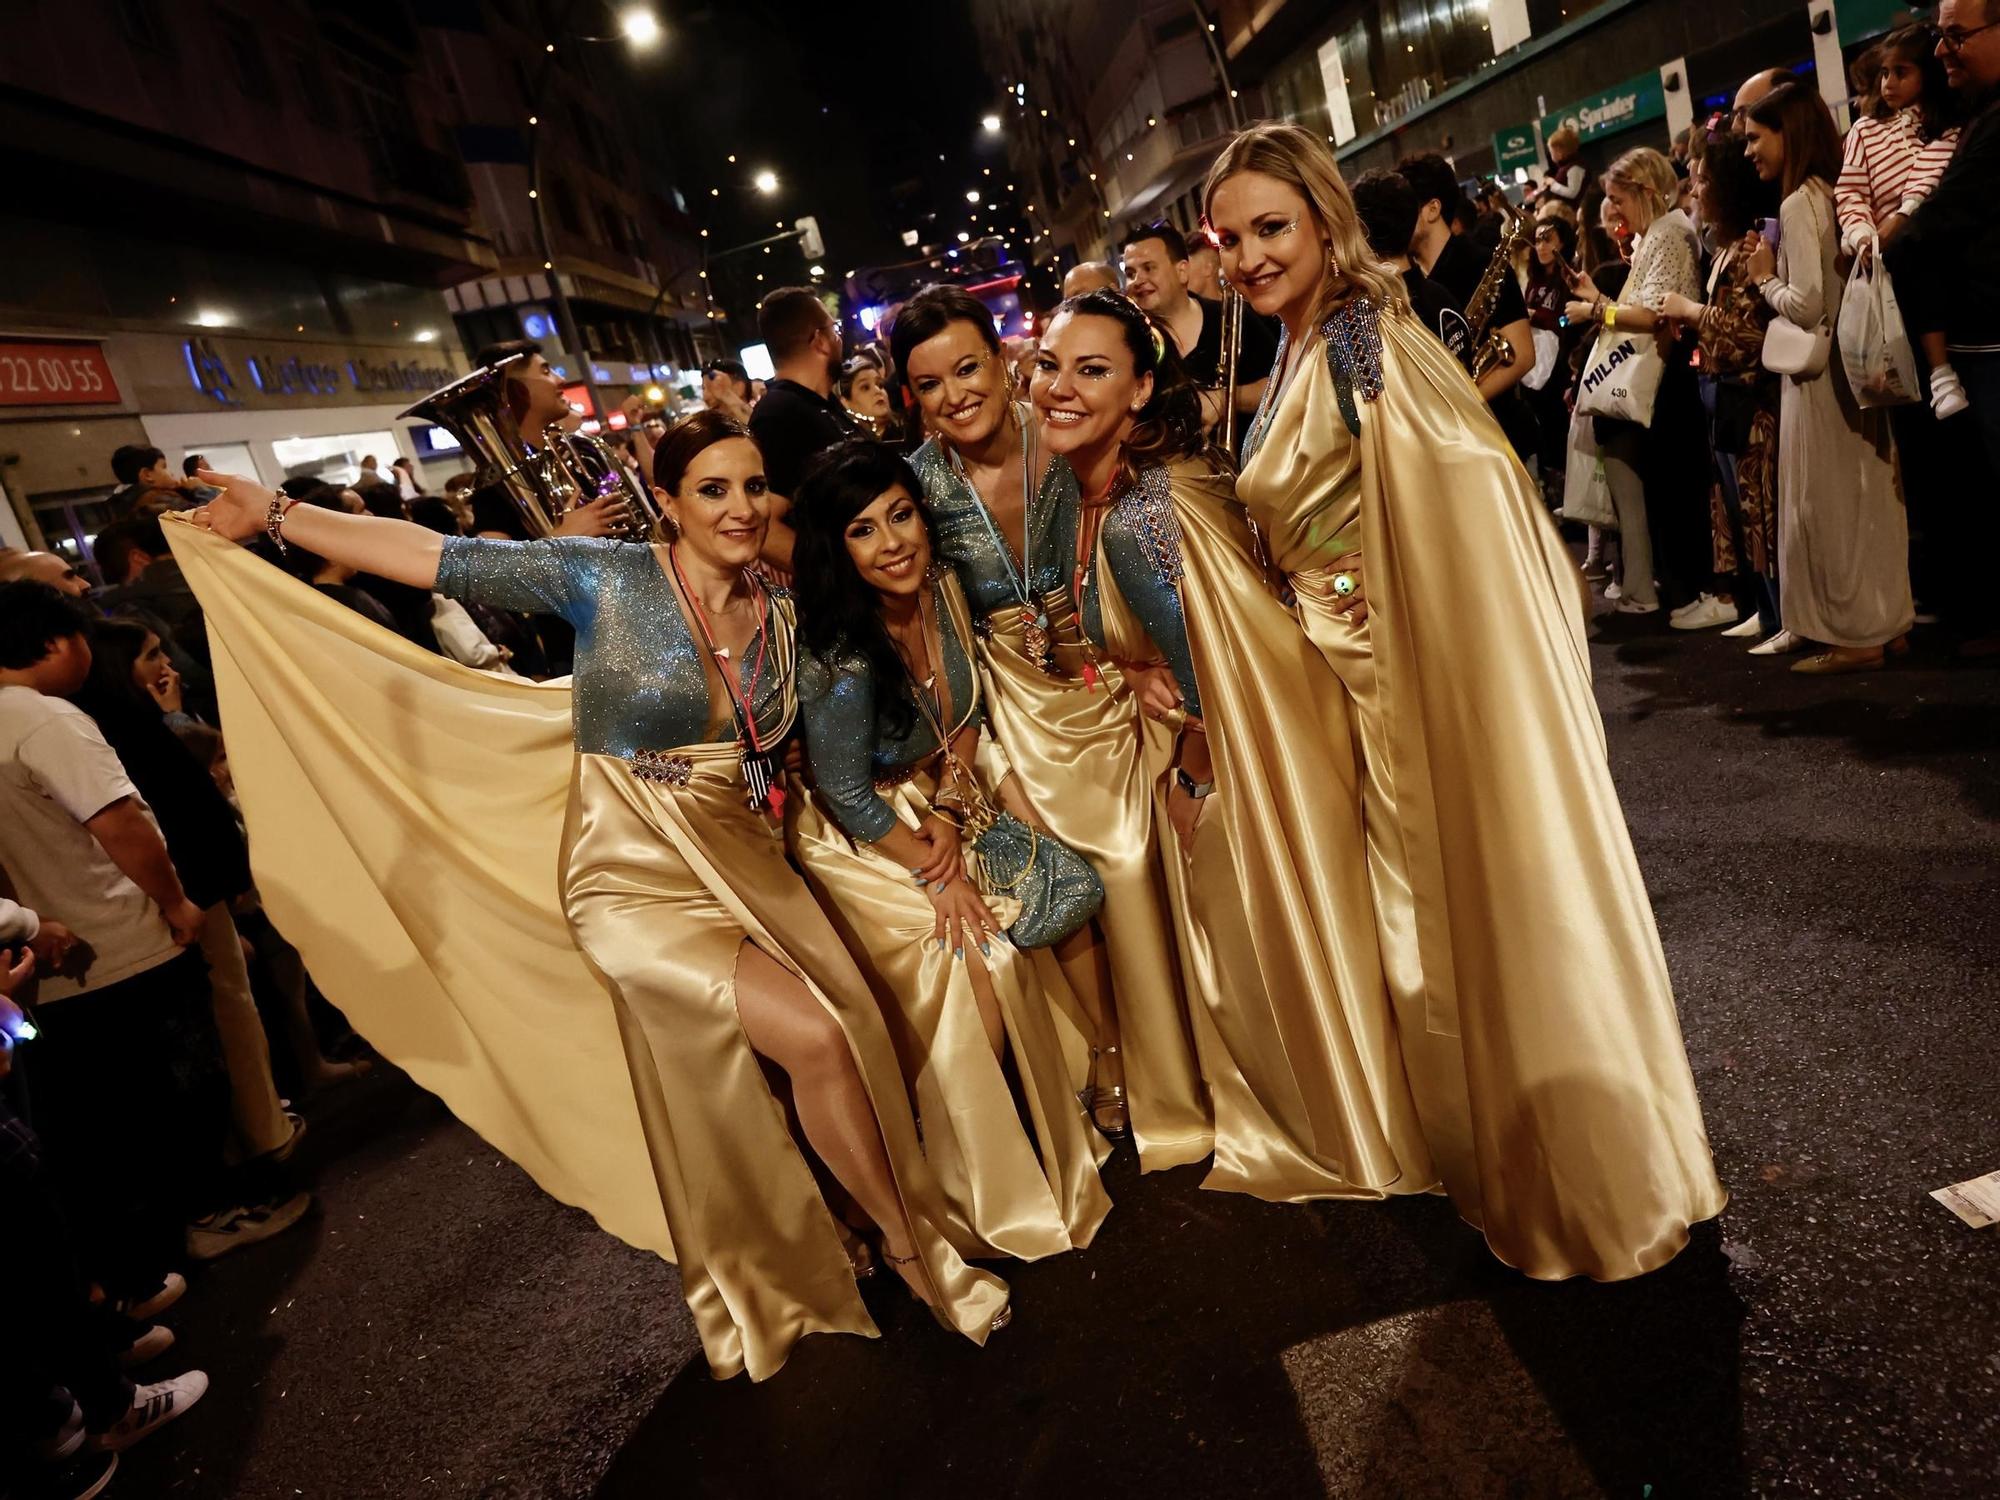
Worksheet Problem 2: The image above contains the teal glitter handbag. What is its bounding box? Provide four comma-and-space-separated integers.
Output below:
971, 810, 1104, 949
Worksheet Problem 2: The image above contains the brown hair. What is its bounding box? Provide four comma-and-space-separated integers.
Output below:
651, 409, 755, 496
1747, 83, 1843, 199
1201, 123, 1409, 325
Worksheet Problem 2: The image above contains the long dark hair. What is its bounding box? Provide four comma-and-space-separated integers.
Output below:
1877, 22, 1965, 140
1526, 217, 1576, 292
1747, 83, 1844, 199
1055, 289, 1215, 477
77, 616, 162, 727
887, 284, 1001, 391
791, 440, 937, 737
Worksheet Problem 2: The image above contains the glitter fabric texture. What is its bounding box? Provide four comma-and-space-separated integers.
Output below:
911, 428, 1079, 620
796, 580, 980, 841
435, 536, 791, 758
1082, 466, 1203, 719
1240, 296, 1386, 462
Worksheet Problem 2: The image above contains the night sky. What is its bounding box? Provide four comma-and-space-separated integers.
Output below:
642, 0, 1011, 283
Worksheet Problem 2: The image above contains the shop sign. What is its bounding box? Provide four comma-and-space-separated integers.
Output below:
184, 335, 458, 407
0, 339, 122, 407
1540, 72, 1667, 145
1493, 125, 1541, 172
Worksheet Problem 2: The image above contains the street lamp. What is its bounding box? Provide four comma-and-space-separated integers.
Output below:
754, 169, 779, 194
981, 114, 1002, 133
966, 189, 981, 203
619, 7, 661, 46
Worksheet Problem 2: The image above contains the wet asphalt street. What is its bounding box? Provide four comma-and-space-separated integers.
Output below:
116, 613, 2000, 1500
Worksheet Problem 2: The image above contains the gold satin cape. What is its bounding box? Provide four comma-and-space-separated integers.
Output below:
164, 521, 1007, 1378
789, 578, 1110, 1260
1234, 308, 1727, 1280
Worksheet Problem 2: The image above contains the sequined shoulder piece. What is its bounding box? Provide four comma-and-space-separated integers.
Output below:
1110, 465, 1185, 589
1320, 297, 1385, 438
909, 439, 961, 505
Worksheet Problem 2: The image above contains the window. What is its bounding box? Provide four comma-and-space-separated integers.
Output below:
549, 180, 584, 237
270, 430, 402, 488
293, 52, 340, 128
217, 12, 276, 102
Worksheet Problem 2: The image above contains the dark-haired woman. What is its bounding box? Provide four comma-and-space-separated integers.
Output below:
177, 412, 1008, 1379
1745, 84, 1911, 671
1203, 124, 1724, 1280
789, 441, 1110, 1260
1035, 289, 1433, 1206
1661, 134, 1784, 642
891, 285, 1210, 1168
74, 618, 296, 1165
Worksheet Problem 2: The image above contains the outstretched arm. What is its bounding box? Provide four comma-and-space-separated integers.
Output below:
197, 470, 444, 588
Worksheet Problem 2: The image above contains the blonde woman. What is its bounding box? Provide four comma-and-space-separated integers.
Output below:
1564, 147, 1726, 625
1202, 123, 1725, 1280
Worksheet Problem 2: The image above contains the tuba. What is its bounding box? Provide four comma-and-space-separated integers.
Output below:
400, 356, 663, 541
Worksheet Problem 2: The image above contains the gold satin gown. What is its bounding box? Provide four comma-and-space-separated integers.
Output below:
1085, 461, 1437, 1204
791, 573, 1111, 1262
914, 430, 1213, 1170
164, 523, 1009, 1378
1233, 298, 1728, 1280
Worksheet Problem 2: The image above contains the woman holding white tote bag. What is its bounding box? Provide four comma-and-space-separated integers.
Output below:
1564, 149, 1711, 618
1744, 84, 1913, 673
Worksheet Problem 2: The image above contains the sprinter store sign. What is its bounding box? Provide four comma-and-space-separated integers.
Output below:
1540, 72, 1667, 146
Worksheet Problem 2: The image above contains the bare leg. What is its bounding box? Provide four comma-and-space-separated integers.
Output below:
731, 940, 926, 1297
1052, 921, 1125, 1133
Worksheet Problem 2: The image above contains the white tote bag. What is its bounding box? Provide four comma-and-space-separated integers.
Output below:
1560, 408, 1617, 528
1837, 243, 1921, 408
1522, 327, 1563, 392
1574, 326, 1666, 427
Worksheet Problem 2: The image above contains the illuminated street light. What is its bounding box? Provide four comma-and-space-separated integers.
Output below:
966, 189, 981, 203
753, 169, 779, 193
957, 231, 971, 243
981, 114, 1002, 133
619, 8, 662, 47
809, 264, 825, 277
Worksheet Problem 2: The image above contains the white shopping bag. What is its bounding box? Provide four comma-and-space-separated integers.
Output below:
1837, 243, 1921, 408
1522, 327, 1562, 391
1574, 326, 1665, 426
1560, 408, 1616, 528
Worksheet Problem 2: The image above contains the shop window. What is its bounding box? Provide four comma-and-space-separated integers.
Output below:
270, 430, 402, 488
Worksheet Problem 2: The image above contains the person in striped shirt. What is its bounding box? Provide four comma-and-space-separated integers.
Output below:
1838, 23, 1970, 414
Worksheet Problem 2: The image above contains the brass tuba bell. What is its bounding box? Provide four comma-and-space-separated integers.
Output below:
400, 354, 663, 541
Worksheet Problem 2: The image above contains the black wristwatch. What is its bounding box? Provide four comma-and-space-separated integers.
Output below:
1175, 768, 1214, 799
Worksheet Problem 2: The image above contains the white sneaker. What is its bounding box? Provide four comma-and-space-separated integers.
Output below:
186, 1191, 312, 1261
1604, 579, 1624, 600
118, 1324, 175, 1370
118, 1272, 186, 1321
1721, 615, 1764, 638
1671, 594, 1738, 630
1931, 365, 1969, 419
1748, 628, 1806, 656
92, 1371, 208, 1452
1614, 595, 1660, 614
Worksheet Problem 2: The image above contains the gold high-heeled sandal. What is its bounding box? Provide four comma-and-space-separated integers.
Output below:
1081, 1044, 1131, 1140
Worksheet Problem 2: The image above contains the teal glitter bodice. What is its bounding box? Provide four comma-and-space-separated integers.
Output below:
1079, 465, 1203, 720
796, 578, 982, 842
910, 431, 1079, 619
434, 536, 790, 757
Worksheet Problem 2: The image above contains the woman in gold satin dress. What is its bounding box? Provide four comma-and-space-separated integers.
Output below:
787, 440, 1111, 1262
1036, 289, 1436, 1208
1200, 123, 1727, 1279
892, 286, 1211, 1168
182, 413, 1009, 1378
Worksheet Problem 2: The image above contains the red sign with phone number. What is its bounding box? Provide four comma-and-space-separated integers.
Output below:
0, 340, 122, 407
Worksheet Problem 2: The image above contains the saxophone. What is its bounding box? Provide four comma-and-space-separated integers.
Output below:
1467, 206, 1533, 381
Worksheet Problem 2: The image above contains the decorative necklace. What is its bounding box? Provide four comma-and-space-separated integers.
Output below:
1068, 461, 1122, 693
669, 545, 782, 816
945, 404, 1056, 674
897, 586, 999, 841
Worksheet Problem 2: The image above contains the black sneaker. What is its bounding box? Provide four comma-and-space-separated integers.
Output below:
19, 1447, 117, 1500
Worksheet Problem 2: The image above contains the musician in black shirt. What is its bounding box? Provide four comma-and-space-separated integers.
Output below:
1120, 221, 1279, 432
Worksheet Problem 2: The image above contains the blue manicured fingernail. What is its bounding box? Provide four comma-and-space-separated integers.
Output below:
932, 881, 947, 893
909, 868, 924, 877
980, 942, 992, 957
953, 947, 962, 961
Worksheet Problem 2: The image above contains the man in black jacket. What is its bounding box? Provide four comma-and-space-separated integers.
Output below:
1884, 0, 2000, 649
